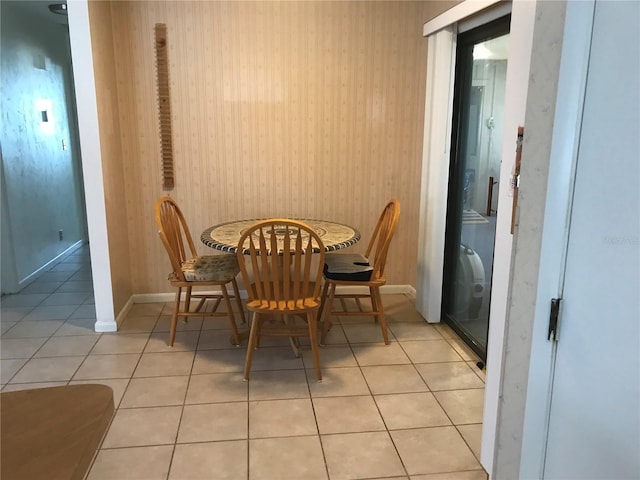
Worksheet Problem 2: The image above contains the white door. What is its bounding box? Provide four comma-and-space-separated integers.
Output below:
543, 1, 640, 478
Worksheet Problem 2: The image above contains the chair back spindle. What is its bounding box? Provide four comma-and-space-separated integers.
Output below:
155, 197, 199, 282
237, 219, 326, 381
238, 220, 324, 311
365, 200, 400, 280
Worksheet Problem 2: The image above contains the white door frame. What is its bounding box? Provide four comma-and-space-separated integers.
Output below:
486, 0, 597, 477
535, 2, 639, 475
515, 0, 596, 477
417, 0, 537, 474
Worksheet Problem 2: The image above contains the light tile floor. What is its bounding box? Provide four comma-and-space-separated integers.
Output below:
1, 245, 488, 480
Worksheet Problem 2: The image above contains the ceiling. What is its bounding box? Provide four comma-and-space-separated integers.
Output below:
10, 0, 68, 25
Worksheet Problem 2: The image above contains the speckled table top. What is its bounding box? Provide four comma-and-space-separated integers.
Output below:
201, 219, 360, 254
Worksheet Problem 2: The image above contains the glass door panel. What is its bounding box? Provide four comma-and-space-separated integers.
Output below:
442, 17, 510, 361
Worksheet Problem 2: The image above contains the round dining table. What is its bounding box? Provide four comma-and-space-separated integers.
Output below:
201, 218, 360, 348
201, 218, 360, 254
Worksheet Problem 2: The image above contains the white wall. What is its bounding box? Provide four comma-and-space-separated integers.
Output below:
480, 1, 537, 474
517, 1, 596, 476
491, 0, 615, 477
0, 2, 87, 292
520, 0, 639, 477
67, 0, 117, 332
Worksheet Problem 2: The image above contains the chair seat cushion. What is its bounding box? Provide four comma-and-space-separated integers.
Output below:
323, 252, 373, 281
180, 255, 240, 282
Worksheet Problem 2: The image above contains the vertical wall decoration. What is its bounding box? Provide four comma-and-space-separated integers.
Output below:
154, 23, 174, 189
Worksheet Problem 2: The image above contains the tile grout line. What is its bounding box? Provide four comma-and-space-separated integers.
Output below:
3, 279, 487, 479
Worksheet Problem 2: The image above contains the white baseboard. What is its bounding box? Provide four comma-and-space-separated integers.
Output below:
132, 293, 176, 304
114, 295, 134, 328
132, 290, 234, 304
129, 284, 416, 305
94, 318, 117, 332
405, 285, 417, 299
328, 284, 416, 296
16, 240, 84, 292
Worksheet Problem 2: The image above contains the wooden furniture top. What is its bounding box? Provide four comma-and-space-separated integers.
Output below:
1, 384, 114, 480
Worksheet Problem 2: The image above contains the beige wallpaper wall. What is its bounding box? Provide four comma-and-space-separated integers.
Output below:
88, 1, 133, 312
98, 0, 456, 295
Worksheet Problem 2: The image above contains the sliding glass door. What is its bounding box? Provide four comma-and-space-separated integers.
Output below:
442, 16, 510, 361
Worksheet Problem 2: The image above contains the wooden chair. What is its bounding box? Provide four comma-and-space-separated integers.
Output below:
237, 219, 326, 381
154, 196, 246, 346
320, 199, 400, 345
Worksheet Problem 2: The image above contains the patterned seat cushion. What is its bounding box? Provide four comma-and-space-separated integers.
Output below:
180, 255, 240, 282
323, 252, 373, 282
